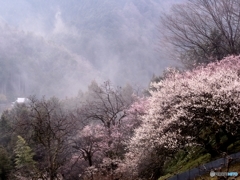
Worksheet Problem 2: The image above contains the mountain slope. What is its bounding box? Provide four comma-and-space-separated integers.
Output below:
0, 0, 181, 99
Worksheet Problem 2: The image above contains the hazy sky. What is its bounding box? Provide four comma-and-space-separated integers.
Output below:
0, 0, 184, 97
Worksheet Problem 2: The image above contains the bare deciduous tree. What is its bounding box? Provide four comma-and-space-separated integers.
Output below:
78, 81, 134, 129
160, 0, 240, 68
13, 96, 77, 180
73, 81, 136, 174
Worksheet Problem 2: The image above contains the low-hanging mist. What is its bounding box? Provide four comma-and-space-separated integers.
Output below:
0, 0, 183, 100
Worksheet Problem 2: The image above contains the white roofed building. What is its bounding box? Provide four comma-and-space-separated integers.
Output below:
12, 98, 29, 106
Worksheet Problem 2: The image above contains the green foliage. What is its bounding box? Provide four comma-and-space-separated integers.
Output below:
161, 148, 211, 178
0, 146, 12, 180
227, 140, 240, 154
158, 174, 173, 180
14, 135, 35, 170
158, 140, 240, 180
0, 111, 13, 150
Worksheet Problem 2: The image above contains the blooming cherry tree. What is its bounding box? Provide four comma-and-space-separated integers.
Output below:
124, 55, 240, 178
73, 124, 108, 167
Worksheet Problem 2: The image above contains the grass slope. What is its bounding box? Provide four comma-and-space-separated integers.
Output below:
158, 140, 240, 180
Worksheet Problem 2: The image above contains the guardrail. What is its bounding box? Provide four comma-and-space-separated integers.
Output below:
167, 152, 240, 180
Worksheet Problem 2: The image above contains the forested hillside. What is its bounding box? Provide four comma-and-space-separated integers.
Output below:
1, 0, 240, 180
0, 0, 179, 102
0, 21, 98, 101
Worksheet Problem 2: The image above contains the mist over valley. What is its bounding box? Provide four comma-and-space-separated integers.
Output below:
0, 0, 182, 101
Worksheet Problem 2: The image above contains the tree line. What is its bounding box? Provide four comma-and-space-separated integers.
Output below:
1, 55, 240, 179
1, 0, 240, 179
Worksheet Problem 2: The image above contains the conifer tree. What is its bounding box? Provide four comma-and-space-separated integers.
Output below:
14, 135, 36, 177
0, 147, 11, 180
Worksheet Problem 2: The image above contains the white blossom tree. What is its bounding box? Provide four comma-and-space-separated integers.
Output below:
124, 55, 240, 178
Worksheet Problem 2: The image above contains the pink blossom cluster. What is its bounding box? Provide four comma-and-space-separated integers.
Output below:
123, 55, 240, 176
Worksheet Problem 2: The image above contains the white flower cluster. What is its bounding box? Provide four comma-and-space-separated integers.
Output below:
125, 55, 240, 174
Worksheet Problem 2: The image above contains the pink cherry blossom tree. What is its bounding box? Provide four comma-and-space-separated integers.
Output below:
71, 81, 147, 178
73, 124, 108, 167
78, 96, 149, 180
123, 55, 240, 178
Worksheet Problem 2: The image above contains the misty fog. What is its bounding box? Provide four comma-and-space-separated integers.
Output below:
0, 0, 183, 101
